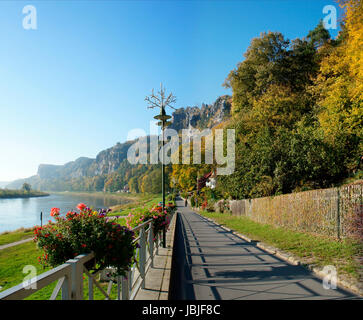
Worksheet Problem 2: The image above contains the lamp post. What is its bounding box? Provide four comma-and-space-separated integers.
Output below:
145, 84, 176, 248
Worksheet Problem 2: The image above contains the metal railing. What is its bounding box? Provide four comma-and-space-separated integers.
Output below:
0, 216, 169, 300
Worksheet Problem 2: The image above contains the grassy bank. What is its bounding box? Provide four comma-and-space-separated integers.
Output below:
0, 189, 49, 199
0, 228, 35, 246
109, 193, 162, 216
0, 241, 119, 299
0, 193, 161, 245
0, 193, 163, 299
54, 190, 139, 200
112, 194, 163, 225
198, 210, 362, 282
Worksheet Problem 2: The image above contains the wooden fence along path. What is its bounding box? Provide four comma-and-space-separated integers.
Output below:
228, 181, 363, 239
0, 216, 168, 300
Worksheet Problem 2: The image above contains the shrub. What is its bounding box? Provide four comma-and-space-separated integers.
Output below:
125, 203, 175, 240
167, 193, 177, 202
206, 200, 216, 212
125, 208, 151, 230
34, 204, 137, 277
149, 206, 171, 236
190, 196, 196, 207
201, 200, 208, 210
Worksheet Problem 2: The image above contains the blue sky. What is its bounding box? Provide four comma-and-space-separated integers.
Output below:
0, 0, 342, 181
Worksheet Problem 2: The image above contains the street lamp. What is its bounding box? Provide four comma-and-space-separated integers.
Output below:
145, 84, 176, 248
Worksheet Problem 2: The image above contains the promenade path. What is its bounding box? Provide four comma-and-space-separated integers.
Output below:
169, 198, 358, 300
0, 238, 33, 251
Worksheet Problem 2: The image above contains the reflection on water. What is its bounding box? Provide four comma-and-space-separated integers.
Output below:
0, 193, 129, 233
21, 198, 31, 209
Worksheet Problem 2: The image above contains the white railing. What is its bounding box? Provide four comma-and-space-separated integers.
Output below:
0, 216, 169, 300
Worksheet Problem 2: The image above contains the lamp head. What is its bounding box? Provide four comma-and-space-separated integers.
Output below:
154, 107, 172, 122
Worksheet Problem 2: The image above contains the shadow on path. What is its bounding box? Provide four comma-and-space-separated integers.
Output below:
169, 198, 358, 300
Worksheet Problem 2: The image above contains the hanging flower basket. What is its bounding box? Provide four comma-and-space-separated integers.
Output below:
34, 204, 137, 277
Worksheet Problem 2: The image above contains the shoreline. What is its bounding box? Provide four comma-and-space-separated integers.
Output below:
0, 192, 159, 234
52, 191, 139, 200
0, 193, 49, 200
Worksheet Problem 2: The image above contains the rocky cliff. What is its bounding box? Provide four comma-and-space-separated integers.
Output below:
169, 95, 231, 131
7, 95, 231, 191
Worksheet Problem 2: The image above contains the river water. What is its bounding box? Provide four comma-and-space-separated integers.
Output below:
0, 193, 130, 233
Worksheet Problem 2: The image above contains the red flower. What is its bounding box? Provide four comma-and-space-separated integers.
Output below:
77, 203, 87, 211
50, 208, 60, 217
81, 244, 87, 248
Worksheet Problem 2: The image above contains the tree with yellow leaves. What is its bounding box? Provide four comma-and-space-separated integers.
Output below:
313, 0, 362, 171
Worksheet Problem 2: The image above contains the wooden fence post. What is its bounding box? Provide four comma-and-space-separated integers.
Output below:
121, 272, 130, 300
88, 274, 94, 300
140, 226, 146, 289
117, 276, 121, 300
337, 189, 341, 240
68, 257, 83, 300
61, 274, 71, 300
149, 222, 154, 268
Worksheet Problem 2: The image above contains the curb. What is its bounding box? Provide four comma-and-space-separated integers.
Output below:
198, 213, 363, 298
134, 211, 178, 300
158, 211, 177, 300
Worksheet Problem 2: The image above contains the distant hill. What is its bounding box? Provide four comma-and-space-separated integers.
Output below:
0, 181, 10, 188
6, 95, 231, 192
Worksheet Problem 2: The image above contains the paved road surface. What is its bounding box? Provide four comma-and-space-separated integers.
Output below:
169, 199, 358, 300
0, 238, 33, 251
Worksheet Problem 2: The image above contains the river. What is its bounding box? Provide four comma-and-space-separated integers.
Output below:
0, 193, 130, 233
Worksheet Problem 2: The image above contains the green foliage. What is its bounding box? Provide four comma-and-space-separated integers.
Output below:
190, 195, 196, 207
0, 228, 34, 246
125, 203, 175, 239
21, 183, 31, 192
34, 206, 136, 276
216, 9, 362, 199
0, 188, 48, 199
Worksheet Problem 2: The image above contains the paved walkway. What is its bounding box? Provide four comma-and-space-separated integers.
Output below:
135, 211, 177, 300
169, 199, 358, 300
0, 238, 33, 251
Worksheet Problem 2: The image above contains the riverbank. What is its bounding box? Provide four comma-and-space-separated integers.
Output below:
0, 193, 165, 298
0, 192, 162, 241
53, 191, 161, 213
0, 189, 49, 199
108, 193, 162, 215
0, 227, 34, 246
0, 191, 135, 234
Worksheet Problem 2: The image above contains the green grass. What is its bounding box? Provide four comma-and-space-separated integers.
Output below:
0, 193, 164, 300
0, 189, 49, 199
198, 210, 363, 281
0, 228, 35, 246
109, 193, 163, 217
0, 241, 125, 300
112, 194, 163, 225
